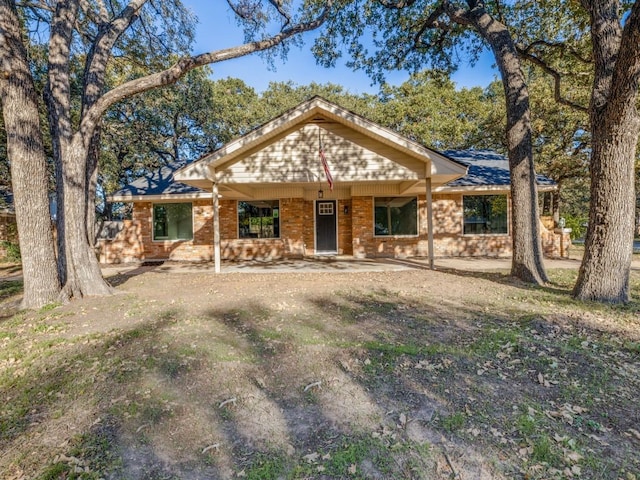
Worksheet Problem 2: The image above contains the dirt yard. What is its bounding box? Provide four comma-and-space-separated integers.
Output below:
1, 261, 639, 479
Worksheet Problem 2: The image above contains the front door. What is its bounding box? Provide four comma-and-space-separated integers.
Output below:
315, 200, 337, 254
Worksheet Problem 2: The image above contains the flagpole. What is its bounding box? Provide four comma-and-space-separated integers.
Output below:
318, 127, 334, 191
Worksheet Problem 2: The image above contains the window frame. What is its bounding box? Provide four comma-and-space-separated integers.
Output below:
151, 202, 194, 242
461, 194, 509, 236
373, 196, 419, 238
237, 199, 281, 239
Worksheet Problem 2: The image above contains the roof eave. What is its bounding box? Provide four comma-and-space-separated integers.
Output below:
108, 192, 213, 202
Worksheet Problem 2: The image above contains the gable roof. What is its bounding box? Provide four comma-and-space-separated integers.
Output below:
174, 96, 468, 189
440, 149, 556, 192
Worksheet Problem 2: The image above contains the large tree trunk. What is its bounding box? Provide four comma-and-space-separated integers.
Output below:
59, 139, 113, 299
573, 111, 637, 302
573, 0, 640, 302
471, 9, 548, 284
0, 0, 61, 308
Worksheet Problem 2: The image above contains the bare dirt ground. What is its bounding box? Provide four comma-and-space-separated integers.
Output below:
1, 258, 639, 479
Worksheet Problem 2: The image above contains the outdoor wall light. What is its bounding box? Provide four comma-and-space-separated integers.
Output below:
318, 189, 324, 199
343, 205, 349, 214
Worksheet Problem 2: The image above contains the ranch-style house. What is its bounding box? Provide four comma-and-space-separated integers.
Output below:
101, 96, 567, 269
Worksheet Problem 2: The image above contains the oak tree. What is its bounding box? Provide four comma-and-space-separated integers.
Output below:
0, 0, 332, 308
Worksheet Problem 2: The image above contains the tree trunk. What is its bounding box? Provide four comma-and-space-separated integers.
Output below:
573, 0, 640, 303
0, 0, 61, 308
573, 113, 637, 302
60, 138, 113, 299
471, 9, 548, 284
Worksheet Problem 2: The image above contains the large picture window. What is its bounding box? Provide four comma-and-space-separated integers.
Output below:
463, 195, 508, 235
238, 200, 280, 239
374, 197, 418, 236
153, 203, 193, 241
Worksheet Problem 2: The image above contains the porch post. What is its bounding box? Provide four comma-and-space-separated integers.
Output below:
425, 177, 435, 269
212, 181, 221, 273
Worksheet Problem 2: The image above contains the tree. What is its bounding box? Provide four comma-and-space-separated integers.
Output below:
509, 0, 640, 302
0, 0, 332, 308
572, 0, 640, 302
314, 0, 549, 284
0, 1, 61, 307
369, 70, 493, 150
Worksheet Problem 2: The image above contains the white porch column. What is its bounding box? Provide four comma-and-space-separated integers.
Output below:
425, 177, 435, 269
212, 181, 221, 273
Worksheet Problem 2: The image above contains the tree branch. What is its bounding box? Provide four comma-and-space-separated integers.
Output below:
608, 0, 640, 115
516, 47, 588, 113
268, 0, 291, 28
45, 0, 78, 146
81, 4, 331, 144
521, 39, 592, 64
379, 0, 418, 7
15, 0, 52, 11
82, 0, 147, 114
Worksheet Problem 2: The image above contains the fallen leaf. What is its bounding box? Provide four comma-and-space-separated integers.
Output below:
304, 452, 319, 463
565, 451, 584, 463
628, 429, 640, 441
348, 464, 357, 474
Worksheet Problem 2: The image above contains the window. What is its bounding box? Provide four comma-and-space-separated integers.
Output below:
153, 203, 193, 241
318, 202, 334, 215
374, 197, 418, 236
238, 200, 280, 239
463, 195, 508, 235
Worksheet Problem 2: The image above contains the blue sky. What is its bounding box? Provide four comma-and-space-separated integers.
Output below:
183, 1, 499, 94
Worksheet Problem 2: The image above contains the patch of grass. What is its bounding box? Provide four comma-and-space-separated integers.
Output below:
38, 302, 61, 313
515, 413, 537, 437
140, 399, 173, 424
440, 412, 466, 432
531, 434, 561, 466
292, 436, 391, 479
244, 452, 286, 480
38, 420, 122, 480
468, 328, 520, 356
323, 439, 372, 477
364, 341, 421, 356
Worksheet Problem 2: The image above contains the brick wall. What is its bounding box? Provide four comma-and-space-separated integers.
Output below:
98, 193, 568, 263
302, 200, 315, 255
338, 199, 353, 255
281, 198, 305, 256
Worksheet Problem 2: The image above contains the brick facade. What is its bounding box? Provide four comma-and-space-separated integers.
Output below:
98, 193, 570, 263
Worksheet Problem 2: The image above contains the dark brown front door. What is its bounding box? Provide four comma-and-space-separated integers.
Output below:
316, 200, 337, 253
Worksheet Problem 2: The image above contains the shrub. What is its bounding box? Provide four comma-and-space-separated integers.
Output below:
0, 241, 21, 262
562, 215, 587, 240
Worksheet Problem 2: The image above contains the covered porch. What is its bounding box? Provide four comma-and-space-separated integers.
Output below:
173, 96, 468, 272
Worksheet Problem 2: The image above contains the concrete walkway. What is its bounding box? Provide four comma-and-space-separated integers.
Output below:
99, 255, 605, 277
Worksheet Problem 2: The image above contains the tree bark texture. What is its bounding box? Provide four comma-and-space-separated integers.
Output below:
469, 7, 548, 284
0, 0, 61, 308
46, 0, 113, 299
573, 0, 640, 302
59, 139, 114, 298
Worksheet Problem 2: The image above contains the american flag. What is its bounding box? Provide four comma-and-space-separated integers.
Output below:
319, 134, 334, 191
